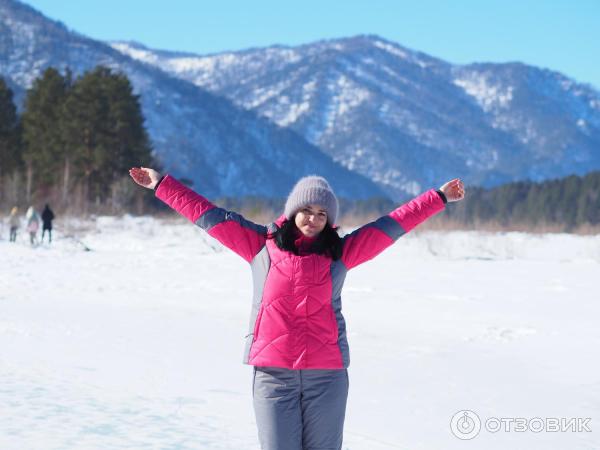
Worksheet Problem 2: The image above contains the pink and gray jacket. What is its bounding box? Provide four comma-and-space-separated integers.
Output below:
156, 175, 446, 370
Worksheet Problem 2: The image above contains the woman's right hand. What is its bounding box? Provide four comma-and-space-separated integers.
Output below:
129, 167, 162, 190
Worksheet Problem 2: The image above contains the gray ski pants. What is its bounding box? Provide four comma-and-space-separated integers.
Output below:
252, 366, 349, 450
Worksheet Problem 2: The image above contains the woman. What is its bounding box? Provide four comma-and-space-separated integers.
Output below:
25, 206, 40, 246
8, 206, 19, 242
130, 167, 465, 450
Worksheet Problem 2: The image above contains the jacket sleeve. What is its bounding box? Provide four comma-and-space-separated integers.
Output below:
341, 189, 446, 270
155, 175, 267, 262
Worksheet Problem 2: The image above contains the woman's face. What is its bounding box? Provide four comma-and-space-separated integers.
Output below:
294, 204, 328, 237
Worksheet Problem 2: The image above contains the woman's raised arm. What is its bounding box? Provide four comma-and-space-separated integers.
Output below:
129, 167, 267, 262
340, 178, 465, 270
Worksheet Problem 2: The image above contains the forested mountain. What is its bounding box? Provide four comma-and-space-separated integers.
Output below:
0, 0, 384, 201
114, 37, 600, 199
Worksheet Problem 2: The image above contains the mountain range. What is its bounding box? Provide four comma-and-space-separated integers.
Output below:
2, 0, 600, 200
112, 38, 600, 199
0, 0, 384, 200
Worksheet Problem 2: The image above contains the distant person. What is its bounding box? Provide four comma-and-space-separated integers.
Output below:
8, 206, 19, 242
41, 204, 55, 243
25, 206, 40, 246
130, 166, 465, 450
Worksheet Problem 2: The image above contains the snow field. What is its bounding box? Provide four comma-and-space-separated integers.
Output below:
1, 216, 599, 449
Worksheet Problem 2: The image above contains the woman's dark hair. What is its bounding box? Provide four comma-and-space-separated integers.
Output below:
272, 218, 343, 260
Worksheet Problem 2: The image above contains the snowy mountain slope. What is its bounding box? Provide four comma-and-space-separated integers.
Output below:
0, 0, 385, 200
112, 36, 600, 198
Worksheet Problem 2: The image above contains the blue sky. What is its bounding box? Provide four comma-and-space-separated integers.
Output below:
25, 0, 600, 89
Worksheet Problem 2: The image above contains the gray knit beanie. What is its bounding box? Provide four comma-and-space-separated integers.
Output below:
284, 175, 339, 225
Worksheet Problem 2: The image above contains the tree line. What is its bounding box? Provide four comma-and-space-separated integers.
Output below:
441, 171, 600, 232
213, 172, 600, 233
0, 66, 156, 214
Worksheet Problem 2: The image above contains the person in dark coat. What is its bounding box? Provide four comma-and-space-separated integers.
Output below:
41, 204, 55, 243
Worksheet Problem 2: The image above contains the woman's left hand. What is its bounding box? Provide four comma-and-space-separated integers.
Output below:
439, 178, 465, 202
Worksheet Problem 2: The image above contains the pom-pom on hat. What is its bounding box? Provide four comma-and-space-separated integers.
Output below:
284, 175, 339, 225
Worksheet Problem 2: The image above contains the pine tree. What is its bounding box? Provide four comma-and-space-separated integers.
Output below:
0, 77, 21, 178
61, 66, 153, 206
21, 67, 70, 199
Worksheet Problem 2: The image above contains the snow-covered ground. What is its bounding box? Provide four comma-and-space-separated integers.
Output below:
1, 216, 599, 450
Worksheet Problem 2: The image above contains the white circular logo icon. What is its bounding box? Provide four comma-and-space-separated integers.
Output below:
450, 410, 481, 440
